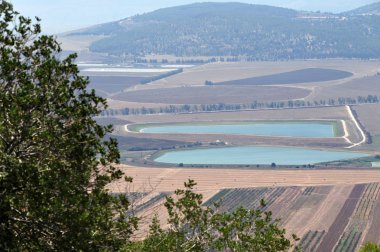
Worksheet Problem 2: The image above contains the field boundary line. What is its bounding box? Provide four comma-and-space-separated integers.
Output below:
341, 120, 353, 144
124, 124, 137, 134
345, 105, 367, 149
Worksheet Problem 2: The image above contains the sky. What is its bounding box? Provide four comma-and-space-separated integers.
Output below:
9, 0, 379, 34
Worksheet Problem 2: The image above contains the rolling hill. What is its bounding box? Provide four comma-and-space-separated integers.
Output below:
65, 2, 380, 60
344, 2, 380, 15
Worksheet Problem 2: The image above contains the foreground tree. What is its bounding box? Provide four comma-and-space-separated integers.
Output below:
126, 180, 296, 252
0, 2, 137, 250
0, 2, 295, 251
360, 242, 380, 252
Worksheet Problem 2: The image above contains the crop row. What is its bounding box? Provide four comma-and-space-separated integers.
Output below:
363, 200, 380, 243
127, 192, 149, 203
271, 187, 303, 219
315, 184, 365, 252
302, 187, 315, 196
203, 189, 231, 207
298, 230, 326, 252
219, 188, 271, 212
334, 224, 362, 252
203, 187, 288, 213
261, 187, 287, 211
132, 192, 170, 214
353, 183, 380, 219
279, 191, 318, 226
203, 188, 268, 212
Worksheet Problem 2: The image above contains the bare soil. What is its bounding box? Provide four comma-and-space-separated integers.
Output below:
307, 75, 380, 102
353, 103, 380, 135
108, 166, 380, 193
88, 76, 150, 96
121, 106, 350, 124
215, 68, 353, 86
131, 60, 380, 91
111, 85, 310, 104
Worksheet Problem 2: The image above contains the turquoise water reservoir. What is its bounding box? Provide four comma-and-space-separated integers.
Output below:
154, 146, 367, 165
140, 122, 336, 138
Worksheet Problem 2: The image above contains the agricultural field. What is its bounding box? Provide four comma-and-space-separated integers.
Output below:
79, 65, 185, 98
92, 59, 380, 246
119, 106, 350, 124
111, 85, 310, 104
108, 165, 380, 193
108, 105, 368, 155
214, 68, 353, 86
307, 75, 380, 102
87, 76, 151, 97
128, 60, 379, 92
101, 60, 380, 124
108, 165, 380, 250
353, 103, 380, 135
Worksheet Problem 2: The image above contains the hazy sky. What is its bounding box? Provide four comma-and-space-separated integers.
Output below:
9, 0, 379, 34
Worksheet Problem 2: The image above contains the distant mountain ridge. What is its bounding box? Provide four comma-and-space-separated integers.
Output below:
67, 2, 380, 60
344, 2, 380, 15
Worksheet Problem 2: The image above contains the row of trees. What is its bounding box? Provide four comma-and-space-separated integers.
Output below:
101, 95, 380, 116
135, 57, 243, 64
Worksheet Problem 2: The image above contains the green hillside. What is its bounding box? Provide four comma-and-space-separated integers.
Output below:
68, 2, 380, 59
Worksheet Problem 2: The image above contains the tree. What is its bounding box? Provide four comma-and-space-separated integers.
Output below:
359, 242, 380, 252
0, 2, 296, 251
125, 180, 296, 252
0, 2, 137, 250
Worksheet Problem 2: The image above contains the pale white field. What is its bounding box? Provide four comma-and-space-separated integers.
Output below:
57, 35, 107, 51
82, 68, 178, 73
161, 64, 195, 68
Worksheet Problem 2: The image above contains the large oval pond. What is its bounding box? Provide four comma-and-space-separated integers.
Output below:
154, 146, 368, 165
137, 122, 337, 138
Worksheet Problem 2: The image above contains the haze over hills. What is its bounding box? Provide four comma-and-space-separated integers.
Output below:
64, 2, 380, 60
344, 2, 380, 15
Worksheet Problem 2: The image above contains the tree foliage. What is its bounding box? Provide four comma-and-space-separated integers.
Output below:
126, 180, 296, 252
0, 1, 137, 250
0, 2, 296, 251
359, 242, 380, 252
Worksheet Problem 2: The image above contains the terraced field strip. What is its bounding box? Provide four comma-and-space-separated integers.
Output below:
353, 183, 380, 219
315, 184, 365, 252
328, 183, 380, 251
364, 200, 380, 243
214, 68, 353, 86
302, 186, 315, 196
204, 188, 270, 212
281, 188, 329, 236
262, 187, 287, 211
334, 223, 364, 252
269, 187, 303, 217
133, 192, 170, 214
108, 166, 380, 193
299, 230, 326, 252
